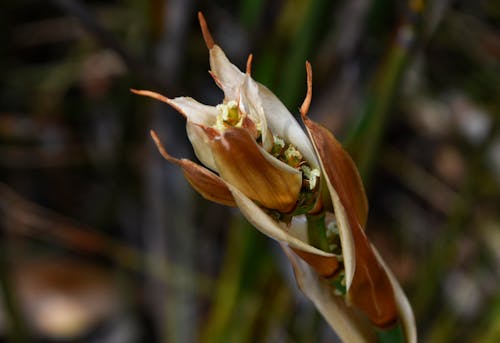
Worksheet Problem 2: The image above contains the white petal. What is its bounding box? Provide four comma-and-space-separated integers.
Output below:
257, 84, 319, 168
282, 245, 376, 343
209, 45, 318, 168
372, 246, 417, 343
186, 121, 218, 172
284, 215, 309, 243
226, 183, 334, 257
169, 97, 218, 126
327, 184, 356, 291
239, 75, 272, 151
209, 45, 245, 101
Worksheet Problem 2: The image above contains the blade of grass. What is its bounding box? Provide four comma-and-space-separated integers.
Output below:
276, 0, 332, 109
346, 22, 414, 183
200, 216, 253, 343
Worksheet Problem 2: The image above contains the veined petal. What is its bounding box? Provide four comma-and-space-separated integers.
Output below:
282, 245, 376, 343
211, 127, 302, 213
302, 117, 369, 227
302, 114, 398, 326
227, 184, 335, 257
150, 131, 236, 207
291, 249, 339, 278
300, 62, 397, 326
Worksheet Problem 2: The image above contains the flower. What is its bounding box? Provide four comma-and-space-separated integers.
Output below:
133, 12, 416, 342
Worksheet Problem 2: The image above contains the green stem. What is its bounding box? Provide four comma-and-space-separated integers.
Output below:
306, 212, 330, 252
377, 321, 405, 343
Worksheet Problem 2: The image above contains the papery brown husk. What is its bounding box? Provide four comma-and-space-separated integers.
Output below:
150, 130, 236, 207
302, 116, 398, 327
210, 127, 302, 213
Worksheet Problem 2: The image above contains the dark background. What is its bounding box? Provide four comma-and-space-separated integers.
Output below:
0, 0, 499, 342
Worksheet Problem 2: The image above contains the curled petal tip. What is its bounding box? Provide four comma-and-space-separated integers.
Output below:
300, 61, 313, 118
150, 130, 178, 165
198, 12, 215, 49
131, 89, 172, 104
246, 54, 253, 75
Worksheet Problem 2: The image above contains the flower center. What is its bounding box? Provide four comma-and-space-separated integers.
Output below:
211, 101, 321, 213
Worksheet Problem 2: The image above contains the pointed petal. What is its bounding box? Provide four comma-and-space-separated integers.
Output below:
302, 116, 397, 326
168, 97, 219, 126
204, 39, 317, 168
258, 83, 319, 168
239, 75, 272, 151
211, 127, 302, 213
282, 245, 376, 343
291, 248, 340, 277
246, 54, 253, 75
227, 183, 335, 257
302, 116, 368, 284
209, 45, 246, 101
373, 246, 417, 343
198, 12, 215, 49
346, 221, 398, 327
132, 89, 218, 126
300, 97, 368, 227
286, 215, 340, 277
151, 131, 235, 207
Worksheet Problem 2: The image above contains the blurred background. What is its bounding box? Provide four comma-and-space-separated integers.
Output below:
0, 0, 499, 342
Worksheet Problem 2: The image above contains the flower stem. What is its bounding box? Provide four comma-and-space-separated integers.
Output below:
306, 212, 331, 253
376, 321, 405, 343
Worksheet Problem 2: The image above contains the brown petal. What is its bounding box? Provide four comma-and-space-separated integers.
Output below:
301, 63, 397, 326
210, 127, 302, 213
300, 62, 368, 226
282, 245, 377, 343
373, 246, 417, 343
150, 130, 236, 207
227, 184, 336, 257
198, 12, 215, 49
302, 115, 397, 326
347, 221, 398, 327
291, 248, 340, 277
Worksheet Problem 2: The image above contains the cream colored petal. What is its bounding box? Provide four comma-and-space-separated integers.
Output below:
186, 121, 218, 171
257, 84, 319, 168
209, 45, 246, 101
372, 246, 417, 343
282, 245, 376, 343
168, 97, 219, 126
239, 75, 272, 151
329, 188, 356, 290
284, 215, 309, 243
227, 183, 334, 257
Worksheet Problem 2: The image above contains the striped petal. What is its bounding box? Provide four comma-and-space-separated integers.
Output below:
210, 127, 302, 213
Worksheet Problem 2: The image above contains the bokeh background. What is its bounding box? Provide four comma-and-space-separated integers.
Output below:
1, 0, 499, 342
